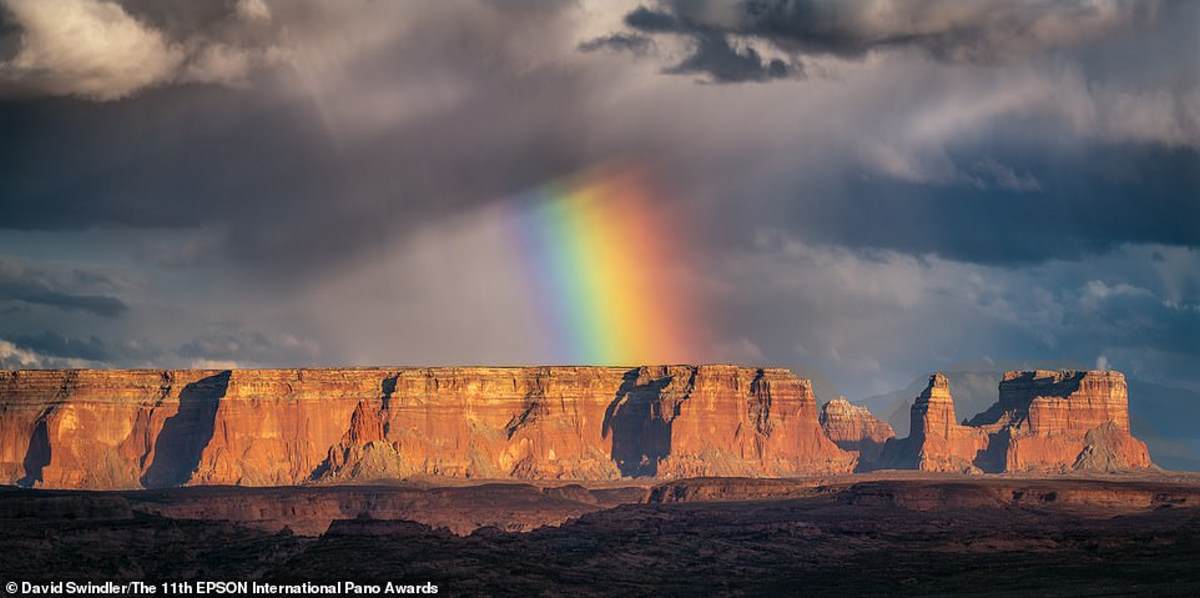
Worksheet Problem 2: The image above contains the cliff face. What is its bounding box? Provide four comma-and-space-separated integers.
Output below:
881, 370, 1151, 473
981, 370, 1151, 472
314, 365, 855, 482
0, 365, 854, 489
906, 373, 990, 472
819, 398, 895, 466
0, 369, 233, 489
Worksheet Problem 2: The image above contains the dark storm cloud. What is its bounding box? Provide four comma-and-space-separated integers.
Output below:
0, 0, 618, 281
0, 287, 125, 317
1068, 280, 1200, 357
0, 83, 338, 230
624, 0, 1160, 65
624, 6, 682, 33
666, 33, 792, 82
611, 1, 1174, 85
0, 0, 1196, 462
10, 332, 113, 361
767, 144, 1200, 265
176, 330, 318, 365
0, 259, 128, 317
118, 0, 269, 37
0, 9, 20, 60
1, 325, 322, 369
707, 233, 1200, 397
620, 6, 797, 82
2, 0, 1193, 275
578, 33, 655, 55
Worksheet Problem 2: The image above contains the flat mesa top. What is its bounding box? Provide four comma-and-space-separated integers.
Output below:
1, 364, 791, 375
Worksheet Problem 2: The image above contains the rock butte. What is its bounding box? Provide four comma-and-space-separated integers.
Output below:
0, 366, 1152, 489
819, 397, 895, 464
875, 370, 1152, 473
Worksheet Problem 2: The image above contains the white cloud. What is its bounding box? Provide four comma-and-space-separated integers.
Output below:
235, 0, 271, 23
1079, 280, 1154, 311
181, 42, 284, 87
0, 338, 104, 369
0, 339, 44, 368
0, 0, 185, 100
0, 0, 286, 100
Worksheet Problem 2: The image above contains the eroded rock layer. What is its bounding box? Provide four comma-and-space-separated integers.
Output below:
881, 370, 1151, 473
0, 366, 854, 489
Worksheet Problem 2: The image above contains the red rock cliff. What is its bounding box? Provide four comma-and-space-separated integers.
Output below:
819, 397, 894, 466
881, 370, 1151, 473
0, 365, 854, 489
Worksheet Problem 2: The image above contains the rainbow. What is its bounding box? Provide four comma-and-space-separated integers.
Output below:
504, 167, 699, 365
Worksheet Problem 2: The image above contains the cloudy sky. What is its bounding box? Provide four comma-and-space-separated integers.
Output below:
1, 0, 1197, 406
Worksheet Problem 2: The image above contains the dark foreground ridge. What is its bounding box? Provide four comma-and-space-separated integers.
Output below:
3, 474, 1200, 596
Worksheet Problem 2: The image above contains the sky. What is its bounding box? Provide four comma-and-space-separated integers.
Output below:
0, 0, 1197, 408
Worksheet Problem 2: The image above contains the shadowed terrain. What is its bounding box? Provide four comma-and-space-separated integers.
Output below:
3, 474, 1200, 596
141, 372, 230, 488
1, 367, 1191, 594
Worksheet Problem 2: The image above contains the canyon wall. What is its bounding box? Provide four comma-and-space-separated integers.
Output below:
878, 370, 1152, 473
0, 365, 855, 489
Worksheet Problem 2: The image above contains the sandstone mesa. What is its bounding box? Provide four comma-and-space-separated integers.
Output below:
871, 370, 1152, 473
0, 365, 1152, 489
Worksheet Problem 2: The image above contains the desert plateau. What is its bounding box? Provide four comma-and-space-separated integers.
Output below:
2, 366, 1198, 596
2, 1, 1196, 595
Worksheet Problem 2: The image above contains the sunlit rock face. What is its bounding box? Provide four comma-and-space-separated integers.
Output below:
881, 370, 1152, 474
983, 370, 1151, 472
907, 373, 991, 473
0, 365, 855, 489
0, 369, 231, 489
819, 397, 895, 467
